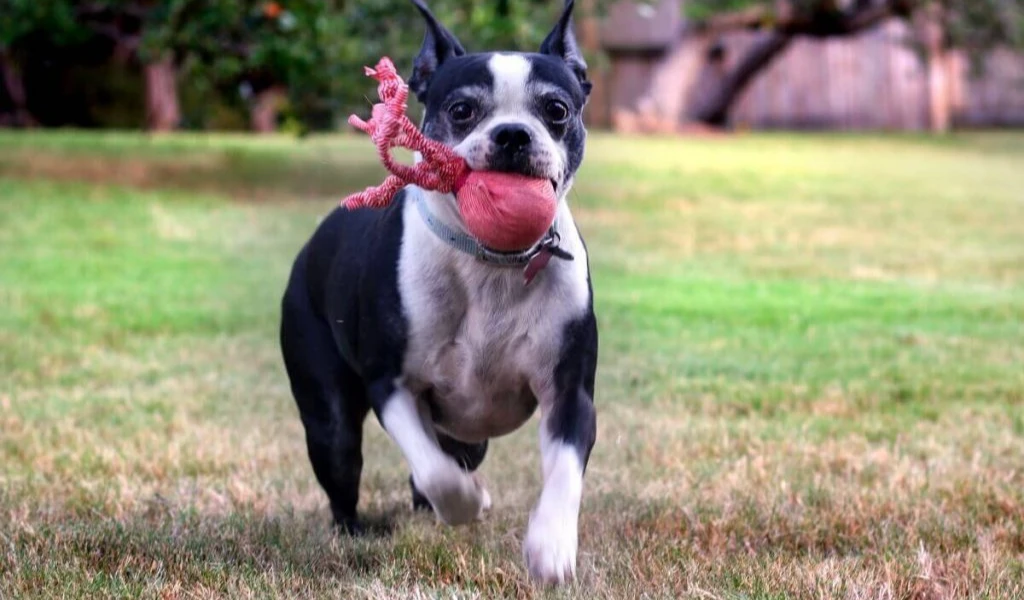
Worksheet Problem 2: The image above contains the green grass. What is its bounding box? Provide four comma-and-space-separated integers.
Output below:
2, 130, 1023, 599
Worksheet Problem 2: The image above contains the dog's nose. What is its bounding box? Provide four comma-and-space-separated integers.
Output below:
491, 124, 532, 154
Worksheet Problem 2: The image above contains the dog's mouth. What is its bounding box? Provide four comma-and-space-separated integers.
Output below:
482, 151, 559, 193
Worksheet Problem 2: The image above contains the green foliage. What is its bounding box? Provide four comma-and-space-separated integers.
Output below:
1, 0, 568, 129
943, 0, 1024, 52
685, 0, 763, 22
0, 0, 88, 49
270, 0, 567, 123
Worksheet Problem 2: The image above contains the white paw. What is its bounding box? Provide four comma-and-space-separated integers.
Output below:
416, 467, 489, 526
523, 510, 578, 585
480, 481, 492, 513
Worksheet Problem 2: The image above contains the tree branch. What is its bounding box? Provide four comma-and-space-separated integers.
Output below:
0, 51, 36, 127
84, 23, 143, 51
691, 0, 907, 127
694, 32, 793, 126
845, 5, 894, 32
696, 0, 903, 37
698, 6, 771, 34
75, 2, 148, 19
787, 3, 895, 38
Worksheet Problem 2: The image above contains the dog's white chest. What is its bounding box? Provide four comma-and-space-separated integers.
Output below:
398, 191, 591, 443
407, 292, 548, 441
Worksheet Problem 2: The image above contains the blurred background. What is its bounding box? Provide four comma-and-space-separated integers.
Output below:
2, 0, 1022, 134
3, 2, 1024, 597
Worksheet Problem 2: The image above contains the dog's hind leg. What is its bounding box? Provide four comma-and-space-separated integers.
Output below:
299, 377, 369, 534
411, 433, 488, 511
280, 269, 370, 534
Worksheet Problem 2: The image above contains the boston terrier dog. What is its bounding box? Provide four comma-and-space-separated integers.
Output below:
279, 0, 596, 584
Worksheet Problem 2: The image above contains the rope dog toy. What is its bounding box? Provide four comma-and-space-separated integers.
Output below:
342, 57, 558, 253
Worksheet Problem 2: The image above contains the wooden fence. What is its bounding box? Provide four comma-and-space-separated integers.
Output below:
600, 4, 1024, 131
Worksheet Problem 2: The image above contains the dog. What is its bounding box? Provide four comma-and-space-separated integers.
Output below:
279, 0, 596, 584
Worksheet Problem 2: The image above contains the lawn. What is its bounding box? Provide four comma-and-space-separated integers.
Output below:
1, 130, 1023, 599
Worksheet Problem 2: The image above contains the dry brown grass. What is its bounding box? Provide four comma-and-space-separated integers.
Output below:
5, 390, 1022, 598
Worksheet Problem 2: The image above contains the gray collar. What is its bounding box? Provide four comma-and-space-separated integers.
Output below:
415, 192, 554, 267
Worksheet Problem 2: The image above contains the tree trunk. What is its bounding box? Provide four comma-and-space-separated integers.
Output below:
694, 33, 793, 127
0, 51, 35, 127
251, 86, 287, 133
579, 0, 608, 127
920, 5, 950, 133
945, 50, 966, 116
927, 49, 951, 133
144, 59, 180, 132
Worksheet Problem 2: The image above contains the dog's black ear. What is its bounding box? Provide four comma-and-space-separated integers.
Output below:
539, 0, 591, 96
409, 0, 466, 102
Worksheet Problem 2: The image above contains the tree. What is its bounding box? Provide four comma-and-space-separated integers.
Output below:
295, 0, 568, 127
685, 0, 1024, 130
0, 0, 179, 129
0, 0, 87, 126
0, 0, 570, 132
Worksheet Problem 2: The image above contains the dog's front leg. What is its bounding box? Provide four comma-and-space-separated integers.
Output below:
523, 385, 597, 585
370, 379, 490, 525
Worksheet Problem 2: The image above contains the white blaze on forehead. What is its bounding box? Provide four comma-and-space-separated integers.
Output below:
450, 52, 567, 185
488, 54, 532, 113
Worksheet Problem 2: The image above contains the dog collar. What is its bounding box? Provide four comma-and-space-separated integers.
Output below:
415, 192, 573, 284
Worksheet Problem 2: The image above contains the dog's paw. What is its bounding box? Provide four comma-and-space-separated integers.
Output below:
522, 510, 577, 585
333, 517, 365, 537
480, 482, 492, 513
416, 468, 489, 526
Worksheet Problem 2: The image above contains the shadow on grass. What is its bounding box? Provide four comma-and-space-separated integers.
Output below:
0, 146, 389, 201
3, 500, 550, 597
7, 507, 402, 589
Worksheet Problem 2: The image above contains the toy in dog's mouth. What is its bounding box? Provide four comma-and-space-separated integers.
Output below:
340, 57, 561, 254
455, 171, 558, 252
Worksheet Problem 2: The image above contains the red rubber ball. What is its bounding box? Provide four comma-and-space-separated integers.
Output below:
455, 172, 558, 252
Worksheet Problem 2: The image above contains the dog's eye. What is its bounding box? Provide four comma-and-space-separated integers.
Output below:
545, 100, 570, 124
448, 102, 476, 123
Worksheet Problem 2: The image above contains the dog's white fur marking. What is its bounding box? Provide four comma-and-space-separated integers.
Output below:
393, 51, 591, 582
399, 187, 589, 442
452, 54, 567, 183
523, 435, 584, 584
379, 383, 490, 524
489, 53, 532, 113
398, 185, 589, 578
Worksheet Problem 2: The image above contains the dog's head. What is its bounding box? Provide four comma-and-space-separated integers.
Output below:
409, 0, 591, 198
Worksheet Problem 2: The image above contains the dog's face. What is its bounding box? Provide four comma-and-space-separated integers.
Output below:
409, 0, 591, 197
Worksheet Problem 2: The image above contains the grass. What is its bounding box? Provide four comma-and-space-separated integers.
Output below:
1, 129, 1023, 599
